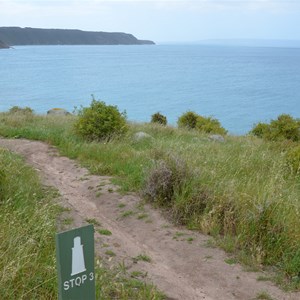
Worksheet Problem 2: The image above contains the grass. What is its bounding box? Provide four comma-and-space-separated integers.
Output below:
0, 144, 163, 299
0, 148, 59, 299
0, 112, 300, 290
131, 271, 148, 278
224, 258, 237, 265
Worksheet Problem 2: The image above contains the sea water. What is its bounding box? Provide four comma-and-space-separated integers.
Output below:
0, 44, 299, 134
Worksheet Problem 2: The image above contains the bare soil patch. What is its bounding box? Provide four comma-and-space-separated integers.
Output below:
0, 138, 299, 300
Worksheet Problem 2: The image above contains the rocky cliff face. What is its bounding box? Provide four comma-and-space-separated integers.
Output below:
0, 39, 9, 48
0, 27, 155, 46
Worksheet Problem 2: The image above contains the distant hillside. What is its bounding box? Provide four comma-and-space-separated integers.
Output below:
0, 27, 155, 46
0, 39, 9, 49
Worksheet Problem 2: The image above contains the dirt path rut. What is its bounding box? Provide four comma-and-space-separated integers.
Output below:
1, 138, 299, 300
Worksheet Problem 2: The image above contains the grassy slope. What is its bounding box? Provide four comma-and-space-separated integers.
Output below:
0, 112, 299, 290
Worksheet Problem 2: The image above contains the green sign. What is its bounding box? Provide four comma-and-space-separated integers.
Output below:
56, 224, 95, 300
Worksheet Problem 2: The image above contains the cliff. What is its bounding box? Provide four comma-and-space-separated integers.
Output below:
0, 27, 155, 46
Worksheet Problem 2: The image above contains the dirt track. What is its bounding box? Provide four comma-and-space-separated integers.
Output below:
1, 138, 299, 300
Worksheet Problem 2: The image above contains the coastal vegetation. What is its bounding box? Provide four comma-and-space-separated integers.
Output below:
151, 112, 168, 125
0, 103, 300, 293
251, 114, 300, 142
74, 100, 128, 141
178, 111, 227, 135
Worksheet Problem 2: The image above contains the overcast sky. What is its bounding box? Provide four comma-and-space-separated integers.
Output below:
0, 0, 300, 43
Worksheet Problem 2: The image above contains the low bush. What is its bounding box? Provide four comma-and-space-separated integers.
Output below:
151, 112, 167, 125
178, 111, 227, 135
251, 114, 300, 142
74, 99, 128, 141
9, 106, 34, 114
196, 115, 227, 135
177, 111, 198, 129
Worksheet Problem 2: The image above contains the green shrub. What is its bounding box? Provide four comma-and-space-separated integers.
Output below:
178, 111, 227, 135
251, 114, 300, 141
270, 114, 300, 141
8, 106, 34, 114
251, 122, 271, 139
74, 99, 128, 141
195, 115, 227, 135
177, 111, 198, 129
151, 112, 167, 125
286, 145, 300, 174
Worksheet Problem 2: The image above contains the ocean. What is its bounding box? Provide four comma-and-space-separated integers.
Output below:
1, 44, 299, 134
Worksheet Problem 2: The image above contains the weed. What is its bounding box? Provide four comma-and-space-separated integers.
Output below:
105, 250, 116, 257
97, 229, 112, 236
85, 218, 101, 226
118, 203, 126, 208
204, 255, 213, 260
257, 276, 272, 282
133, 254, 152, 263
131, 271, 148, 278
62, 217, 73, 225
121, 210, 134, 218
255, 291, 274, 300
224, 258, 237, 265
137, 213, 148, 220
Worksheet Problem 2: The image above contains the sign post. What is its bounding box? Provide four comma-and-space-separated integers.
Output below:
56, 224, 95, 300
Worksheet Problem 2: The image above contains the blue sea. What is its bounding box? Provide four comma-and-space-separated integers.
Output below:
1, 44, 300, 134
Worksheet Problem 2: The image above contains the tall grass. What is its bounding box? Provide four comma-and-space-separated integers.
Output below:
0, 148, 58, 299
0, 112, 300, 289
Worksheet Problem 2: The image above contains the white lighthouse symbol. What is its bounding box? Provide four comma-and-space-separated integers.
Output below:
71, 236, 86, 276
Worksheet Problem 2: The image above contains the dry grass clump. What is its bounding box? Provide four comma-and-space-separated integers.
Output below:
142, 154, 191, 206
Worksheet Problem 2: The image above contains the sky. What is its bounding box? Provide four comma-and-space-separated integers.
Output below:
0, 0, 300, 43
